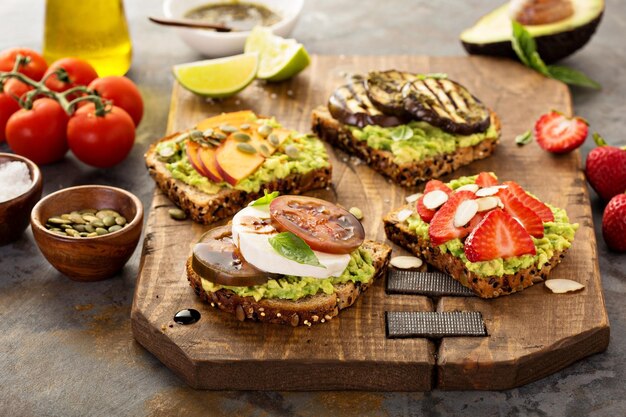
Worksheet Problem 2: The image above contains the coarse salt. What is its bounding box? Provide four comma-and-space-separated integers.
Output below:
0, 161, 32, 203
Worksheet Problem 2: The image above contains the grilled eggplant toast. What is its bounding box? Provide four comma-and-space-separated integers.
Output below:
384, 173, 578, 298
313, 71, 500, 187
145, 111, 332, 224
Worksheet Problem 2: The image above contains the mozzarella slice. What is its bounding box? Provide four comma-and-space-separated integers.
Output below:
231, 206, 351, 279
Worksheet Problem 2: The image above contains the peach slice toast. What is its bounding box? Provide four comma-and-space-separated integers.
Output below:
145, 111, 332, 224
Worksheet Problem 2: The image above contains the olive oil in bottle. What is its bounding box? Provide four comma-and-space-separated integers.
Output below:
43, 0, 132, 76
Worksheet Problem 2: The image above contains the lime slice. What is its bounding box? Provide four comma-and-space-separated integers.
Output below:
173, 53, 259, 98
244, 27, 310, 82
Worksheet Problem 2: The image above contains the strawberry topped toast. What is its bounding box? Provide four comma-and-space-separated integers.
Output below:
384, 173, 579, 298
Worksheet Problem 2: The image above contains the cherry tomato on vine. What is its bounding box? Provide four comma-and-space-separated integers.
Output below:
0, 93, 21, 142
67, 103, 135, 168
6, 98, 69, 164
3, 78, 32, 101
44, 57, 98, 93
0, 48, 48, 81
88, 76, 143, 126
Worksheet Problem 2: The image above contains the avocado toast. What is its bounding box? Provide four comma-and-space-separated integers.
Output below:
312, 71, 501, 187
145, 111, 332, 224
384, 173, 578, 298
186, 193, 391, 326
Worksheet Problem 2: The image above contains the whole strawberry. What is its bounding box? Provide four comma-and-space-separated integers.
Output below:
602, 193, 626, 252
586, 134, 626, 201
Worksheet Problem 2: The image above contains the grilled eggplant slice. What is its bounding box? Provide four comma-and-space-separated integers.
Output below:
402, 78, 491, 134
328, 79, 406, 128
365, 70, 416, 116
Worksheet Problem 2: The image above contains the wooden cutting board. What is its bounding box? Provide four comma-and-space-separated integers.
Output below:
131, 55, 609, 391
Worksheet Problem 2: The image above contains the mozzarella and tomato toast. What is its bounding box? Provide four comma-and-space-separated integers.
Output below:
145, 111, 332, 224
383, 173, 579, 298
187, 193, 391, 326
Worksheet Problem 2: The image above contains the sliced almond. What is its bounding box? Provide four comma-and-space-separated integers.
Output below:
423, 190, 449, 210
456, 183, 480, 193
454, 200, 479, 228
475, 186, 501, 197
476, 196, 500, 212
396, 208, 414, 222
405, 192, 422, 204
545, 279, 585, 294
390, 256, 423, 269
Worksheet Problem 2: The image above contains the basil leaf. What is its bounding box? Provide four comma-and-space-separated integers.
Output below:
546, 65, 602, 90
511, 21, 601, 89
268, 232, 325, 268
511, 21, 535, 67
515, 130, 532, 146
390, 125, 414, 141
250, 190, 279, 206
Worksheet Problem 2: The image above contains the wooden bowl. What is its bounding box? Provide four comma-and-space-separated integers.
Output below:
30, 185, 143, 281
0, 153, 43, 245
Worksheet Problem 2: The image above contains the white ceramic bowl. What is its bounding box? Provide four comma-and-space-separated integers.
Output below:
163, 0, 304, 57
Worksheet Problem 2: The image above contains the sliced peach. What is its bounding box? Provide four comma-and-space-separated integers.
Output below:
185, 141, 211, 178
198, 145, 223, 182
215, 136, 265, 186
196, 110, 257, 132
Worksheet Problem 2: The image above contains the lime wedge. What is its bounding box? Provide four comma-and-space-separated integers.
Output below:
244, 27, 310, 82
173, 53, 259, 98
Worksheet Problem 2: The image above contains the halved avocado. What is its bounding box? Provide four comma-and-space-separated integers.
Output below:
460, 0, 604, 63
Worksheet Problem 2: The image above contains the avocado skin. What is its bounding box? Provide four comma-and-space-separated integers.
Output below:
462, 13, 603, 64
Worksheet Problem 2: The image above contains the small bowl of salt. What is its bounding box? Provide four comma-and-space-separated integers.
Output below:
0, 153, 43, 245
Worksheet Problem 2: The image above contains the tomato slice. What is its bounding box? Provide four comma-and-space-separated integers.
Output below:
192, 225, 269, 287
269, 196, 365, 254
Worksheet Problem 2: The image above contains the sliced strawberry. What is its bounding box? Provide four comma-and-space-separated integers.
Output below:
497, 188, 544, 238
475, 172, 498, 187
466, 211, 487, 233
534, 111, 588, 154
465, 209, 537, 262
428, 191, 476, 245
416, 180, 453, 223
504, 181, 554, 222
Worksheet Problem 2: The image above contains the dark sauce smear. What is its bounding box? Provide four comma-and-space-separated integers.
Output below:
174, 309, 201, 325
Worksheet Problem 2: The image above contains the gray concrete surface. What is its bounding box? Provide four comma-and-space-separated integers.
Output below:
0, 0, 624, 416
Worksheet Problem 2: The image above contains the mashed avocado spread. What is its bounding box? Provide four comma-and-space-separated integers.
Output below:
350, 121, 498, 165
200, 247, 375, 301
404, 174, 579, 278
156, 124, 329, 194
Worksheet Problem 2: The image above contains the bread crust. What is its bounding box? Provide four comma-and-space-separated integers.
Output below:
145, 134, 332, 225
311, 106, 501, 188
383, 206, 568, 298
186, 240, 391, 326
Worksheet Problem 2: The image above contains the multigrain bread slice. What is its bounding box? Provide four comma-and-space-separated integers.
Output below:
145, 133, 332, 225
186, 240, 391, 326
383, 205, 569, 298
311, 106, 501, 187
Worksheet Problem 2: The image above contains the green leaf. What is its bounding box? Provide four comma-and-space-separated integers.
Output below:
390, 125, 414, 141
268, 232, 325, 268
510, 21, 601, 90
511, 21, 536, 67
515, 130, 532, 146
546, 65, 601, 90
250, 190, 279, 206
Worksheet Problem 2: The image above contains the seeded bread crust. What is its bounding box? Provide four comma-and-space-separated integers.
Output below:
145, 133, 332, 225
311, 106, 500, 188
383, 205, 568, 298
186, 240, 391, 326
